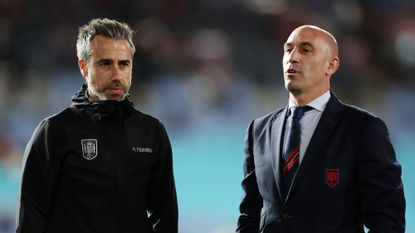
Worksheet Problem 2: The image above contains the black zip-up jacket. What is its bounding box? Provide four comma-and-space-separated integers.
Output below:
16, 84, 178, 233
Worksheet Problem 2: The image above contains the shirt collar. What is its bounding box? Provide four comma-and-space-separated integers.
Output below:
288, 91, 331, 112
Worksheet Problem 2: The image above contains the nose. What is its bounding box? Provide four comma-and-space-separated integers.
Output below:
285, 48, 299, 64
110, 65, 122, 81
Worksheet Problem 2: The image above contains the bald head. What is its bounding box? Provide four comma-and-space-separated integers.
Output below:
289, 25, 338, 58
282, 25, 340, 105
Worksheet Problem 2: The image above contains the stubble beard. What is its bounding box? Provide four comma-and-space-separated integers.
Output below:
87, 79, 130, 101
284, 77, 302, 96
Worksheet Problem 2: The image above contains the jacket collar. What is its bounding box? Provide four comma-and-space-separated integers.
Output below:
71, 83, 135, 120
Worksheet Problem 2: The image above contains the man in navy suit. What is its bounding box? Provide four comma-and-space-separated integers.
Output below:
236, 25, 405, 233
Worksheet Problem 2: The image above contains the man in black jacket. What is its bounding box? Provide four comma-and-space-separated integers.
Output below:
16, 18, 178, 233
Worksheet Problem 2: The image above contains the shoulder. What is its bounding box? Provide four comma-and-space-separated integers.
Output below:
26, 108, 73, 148
245, 107, 285, 137
30, 108, 75, 134
342, 103, 386, 127
335, 99, 389, 134
128, 109, 170, 138
44, 107, 80, 126
131, 109, 164, 127
343, 103, 377, 119
252, 107, 285, 128
329, 94, 383, 126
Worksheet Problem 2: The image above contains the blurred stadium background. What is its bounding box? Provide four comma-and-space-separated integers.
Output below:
0, 0, 414, 232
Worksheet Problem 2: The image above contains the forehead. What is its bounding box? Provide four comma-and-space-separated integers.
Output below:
285, 27, 326, 47
90, 36, 132, 59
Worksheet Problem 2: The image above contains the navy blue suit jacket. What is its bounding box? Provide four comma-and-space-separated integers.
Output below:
237, 94, 405, 233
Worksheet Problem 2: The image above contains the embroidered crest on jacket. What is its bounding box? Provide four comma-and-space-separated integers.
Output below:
81, 139, 98, 160
325, 169, 339, 187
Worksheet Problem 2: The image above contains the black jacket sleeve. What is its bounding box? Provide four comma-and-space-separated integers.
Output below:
16, 120, 62, 233
147, 122, 178, 233
237, 121, 263, 233
357, 117, 406, 233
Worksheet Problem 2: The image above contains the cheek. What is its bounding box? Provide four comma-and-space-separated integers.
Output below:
87, 70, 106, 86
307, 60, 325, 75
124, 68, 132, 75
123, 69, 133, 80
91, 68, 111, 80
282, 55, 289, 65
88, 66, 99, 77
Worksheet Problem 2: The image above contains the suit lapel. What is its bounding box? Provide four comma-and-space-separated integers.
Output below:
287, 94, 345, 199
270, 107, 288, 200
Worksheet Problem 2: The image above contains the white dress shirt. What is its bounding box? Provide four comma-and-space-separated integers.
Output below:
284, 91, 331, 163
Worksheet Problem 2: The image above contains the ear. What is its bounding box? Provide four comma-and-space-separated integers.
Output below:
326, 56, 339, 76
78, 59, 88, 78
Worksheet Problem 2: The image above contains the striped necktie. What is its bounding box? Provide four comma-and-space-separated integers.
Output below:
281, 106, 312, 198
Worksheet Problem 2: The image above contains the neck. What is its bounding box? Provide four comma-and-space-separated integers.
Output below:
289, 89, 329, 106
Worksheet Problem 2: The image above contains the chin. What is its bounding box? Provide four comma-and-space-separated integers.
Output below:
285, 82, 298, 92
108, 94, 127, 101
107, 96, 124, 101
286, 85, 302, 95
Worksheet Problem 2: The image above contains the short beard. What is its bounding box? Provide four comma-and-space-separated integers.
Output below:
87, 79, 130, 101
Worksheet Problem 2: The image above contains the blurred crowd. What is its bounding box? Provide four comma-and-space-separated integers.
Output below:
1, 0, 415, 232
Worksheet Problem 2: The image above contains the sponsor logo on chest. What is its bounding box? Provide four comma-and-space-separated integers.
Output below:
132, 147, 153, 153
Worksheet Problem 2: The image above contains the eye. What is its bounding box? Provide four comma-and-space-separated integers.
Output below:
284, 47, 292, 53
119, 61, 130, 68
98, 60, 111, 66
301, 46, 312, 53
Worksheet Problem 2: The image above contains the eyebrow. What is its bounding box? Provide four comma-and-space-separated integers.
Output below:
118, 59, 131, 64
96, 59, 131, 64
284, 42, 315, 48
96, 59, 112, 64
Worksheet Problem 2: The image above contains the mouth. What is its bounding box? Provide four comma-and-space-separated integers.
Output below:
286, 68, 298, 74
106, 87, 124, 94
